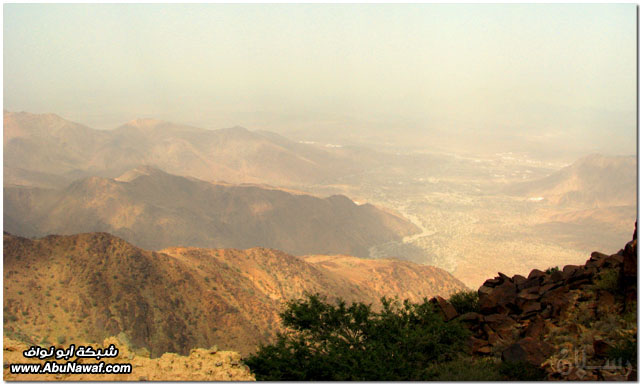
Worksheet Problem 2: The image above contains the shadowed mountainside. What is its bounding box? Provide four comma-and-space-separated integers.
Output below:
4, 166, 418, 257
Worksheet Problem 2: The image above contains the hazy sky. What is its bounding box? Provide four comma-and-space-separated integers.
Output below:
4, 4, 637, 156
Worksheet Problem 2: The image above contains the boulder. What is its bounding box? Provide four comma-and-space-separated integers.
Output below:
512, 275, 527, 290
519, 284, 540, 294
457, 312, 484, 323
562, 265, 582, 277
501, 342, 527, 363
516, 290, 541, 302
487, 330, 502, 346
498, 272, 512, 283
479, 281, 517, 314
568, 279, 590, 290
501, 337, 554, 366
622, 240, 637, 282
621, 238, 637, 309
593, 339, 611, 357
470, 337, 491, 354
483, 277, 502, 288
538, 282, 561, 296
540, 286, 570, 317
484, 313, 517, 330
429, 296, 458, 321
603, 254, 624, 268
539, 306, 552, 319
478, 285, 494, 299
520, 274, 545, 290
523, 316, 547, 340
496, 327, 516, 343
516, 290, 541, 312
549, 270, 564, 283
586, 252, 608, 269
519, 301, 542, 318
528, 269, 545, 280
567, 267, 593, 283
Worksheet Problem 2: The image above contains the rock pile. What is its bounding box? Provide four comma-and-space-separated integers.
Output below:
433, 226, 637, 381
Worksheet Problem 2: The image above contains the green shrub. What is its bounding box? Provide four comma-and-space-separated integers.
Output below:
545, 266, 560, 274
622, 301, 637, 323
423, 357, 502, 380
608, 335, 637, 368
595, 269, 620, 293
448, 290, 479, 314
57, 335, 66, 344
244, 294, 470, 380
499, 361, 547, 380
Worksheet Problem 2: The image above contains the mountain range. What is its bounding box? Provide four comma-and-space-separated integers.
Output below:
3, 232, 467, 356
4, 166, 417, 257
4, 111, 378, 189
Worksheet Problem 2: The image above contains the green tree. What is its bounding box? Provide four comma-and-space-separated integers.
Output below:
244, 293, 470, 380
448, 290, 480, 315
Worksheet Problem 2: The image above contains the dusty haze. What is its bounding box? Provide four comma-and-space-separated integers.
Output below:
4, 4, 636, 160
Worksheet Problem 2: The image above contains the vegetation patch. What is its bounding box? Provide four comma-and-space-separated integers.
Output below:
244, 294, 470, 380
448, 290, 479, 314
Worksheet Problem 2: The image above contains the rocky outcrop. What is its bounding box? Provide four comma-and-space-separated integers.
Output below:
434, 225, 637, 381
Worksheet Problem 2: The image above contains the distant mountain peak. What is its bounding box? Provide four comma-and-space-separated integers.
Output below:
216, 125, 253, 137
115, 165, 167, 182
125, 118, 166, 128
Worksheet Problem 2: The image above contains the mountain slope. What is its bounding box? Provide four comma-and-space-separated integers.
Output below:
304, 255, 467, 303
502, 154, 636, 254
4, 166, 417, 257
4, 111, 371, 188
506, 154, 636, 208
3, 232, 467, 357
